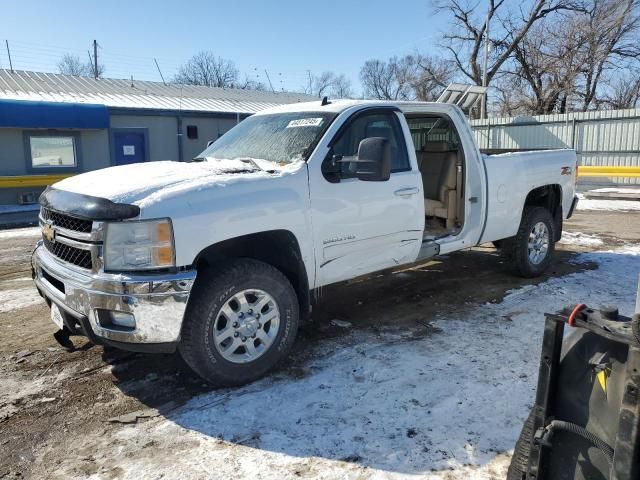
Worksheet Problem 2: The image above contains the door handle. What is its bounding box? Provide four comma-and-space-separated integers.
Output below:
394, 187, 420, 197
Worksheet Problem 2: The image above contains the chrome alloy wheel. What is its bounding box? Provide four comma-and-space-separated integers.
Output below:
212, 289, 280, 363
528, 221, 550, 265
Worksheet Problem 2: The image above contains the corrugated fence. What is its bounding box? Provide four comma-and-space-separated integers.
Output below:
469, 108, 640, 185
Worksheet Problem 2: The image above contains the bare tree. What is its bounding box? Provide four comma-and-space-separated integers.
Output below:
576, 0, 640, 110
436, 0, 580, 88
58, 53, 104, 78
603, 73, 640, 109
306, 71, 354, 98
505, 19, 584, 114
360, 54, 453, 101
237, 75, 267, 91
360, 58, 411, 100
311, 71, 336, 97
174, 51, 239, 88
407, 54, 455, 101
329, 73, 353, 98
496, 0, 640, 113
58, 54, 88, 76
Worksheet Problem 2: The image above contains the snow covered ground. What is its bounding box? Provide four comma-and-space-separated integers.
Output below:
577, 193, 640, 211
0, 279, 42, 313
559, 231, 604, 247
37, 241, 639, 480
588, 187, 640, 195
0, 226, 40, 239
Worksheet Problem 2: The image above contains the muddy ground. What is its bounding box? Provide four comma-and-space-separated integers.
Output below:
0, 209, 636, 479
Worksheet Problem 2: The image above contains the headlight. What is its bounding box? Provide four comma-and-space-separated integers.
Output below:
104, 218, 175, 271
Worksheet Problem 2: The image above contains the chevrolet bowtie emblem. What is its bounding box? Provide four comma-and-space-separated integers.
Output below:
42, 222, 55, 242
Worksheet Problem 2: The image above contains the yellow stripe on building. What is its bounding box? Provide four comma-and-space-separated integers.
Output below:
0, 174, 75, 188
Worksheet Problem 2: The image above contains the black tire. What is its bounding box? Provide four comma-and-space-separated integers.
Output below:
512, 207, 555, 277
507, 410, 535, 480
179, 259, 299, 386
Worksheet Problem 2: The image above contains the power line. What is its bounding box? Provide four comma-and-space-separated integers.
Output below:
0, 38, 315, 92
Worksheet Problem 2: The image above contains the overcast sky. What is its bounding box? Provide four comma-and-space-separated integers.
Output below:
0, 0, 446, 93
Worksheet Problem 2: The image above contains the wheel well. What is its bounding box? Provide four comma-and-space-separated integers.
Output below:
193, 230, 310, 320
524, 185, 563, 241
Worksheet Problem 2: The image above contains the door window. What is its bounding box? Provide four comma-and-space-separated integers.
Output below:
328, 112, 410, 179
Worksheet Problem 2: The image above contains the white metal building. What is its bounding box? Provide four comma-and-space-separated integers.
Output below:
0, 69, 314, 214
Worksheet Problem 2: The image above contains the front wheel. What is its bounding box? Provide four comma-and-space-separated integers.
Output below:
179, 259, 299, 386
512, 207, 556, 278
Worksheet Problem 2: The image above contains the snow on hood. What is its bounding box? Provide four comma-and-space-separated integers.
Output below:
53, 158, 303, 209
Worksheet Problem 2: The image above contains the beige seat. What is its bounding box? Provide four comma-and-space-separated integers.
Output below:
417, 141, 458, 230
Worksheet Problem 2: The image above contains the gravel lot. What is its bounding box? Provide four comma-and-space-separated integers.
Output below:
1, 205, 639, 480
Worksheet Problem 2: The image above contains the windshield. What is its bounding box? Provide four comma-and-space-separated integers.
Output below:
197, 112, 336, 165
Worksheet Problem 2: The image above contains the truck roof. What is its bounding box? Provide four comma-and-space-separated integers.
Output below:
255, 99, 443, 115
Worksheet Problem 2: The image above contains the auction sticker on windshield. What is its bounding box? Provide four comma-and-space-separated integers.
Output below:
50, 303, 64, 330
286, 118, 324, 128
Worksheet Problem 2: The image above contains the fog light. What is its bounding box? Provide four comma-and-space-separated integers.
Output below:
96, 309, 136, 330
110, 311, 136, 328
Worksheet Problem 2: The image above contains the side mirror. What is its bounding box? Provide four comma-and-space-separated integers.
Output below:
354, 137, 391, 182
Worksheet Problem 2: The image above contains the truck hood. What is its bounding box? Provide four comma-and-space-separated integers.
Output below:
53, 159, 302, 209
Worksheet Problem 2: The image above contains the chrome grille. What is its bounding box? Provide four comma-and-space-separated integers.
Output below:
43, 237, 93, 270
41, 208, 92, 234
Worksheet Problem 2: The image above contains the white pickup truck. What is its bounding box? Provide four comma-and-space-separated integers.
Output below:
32, 99, 578, 385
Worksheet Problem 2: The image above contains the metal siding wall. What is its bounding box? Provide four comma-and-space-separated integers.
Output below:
0, 129, 27, 176
471, 109, 640, 185
0, 127, 109, 175
181, 116, 237, 161
80, 129, 110, 171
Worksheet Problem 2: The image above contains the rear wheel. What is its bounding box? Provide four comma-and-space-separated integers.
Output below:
512, 207, 555, 277
179, 259, 299, 386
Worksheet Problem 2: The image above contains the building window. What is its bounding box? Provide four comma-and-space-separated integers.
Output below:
29, 136, 77, 168
186, 125, 198, 139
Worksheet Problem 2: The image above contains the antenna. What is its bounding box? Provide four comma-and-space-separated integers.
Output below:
5, 40, 13, 72
264, 69, 275, 93
87, 50, 93, 75
154, 58, 166, 85
321, 96, 330, 106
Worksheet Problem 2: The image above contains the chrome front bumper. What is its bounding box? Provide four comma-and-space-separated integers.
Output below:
32, 243, 196, 347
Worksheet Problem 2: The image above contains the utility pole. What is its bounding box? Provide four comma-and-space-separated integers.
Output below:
480, 12, 490, 119
264, 69, 275, 93
5, 40, 13, 73
93, 39, 98, 79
